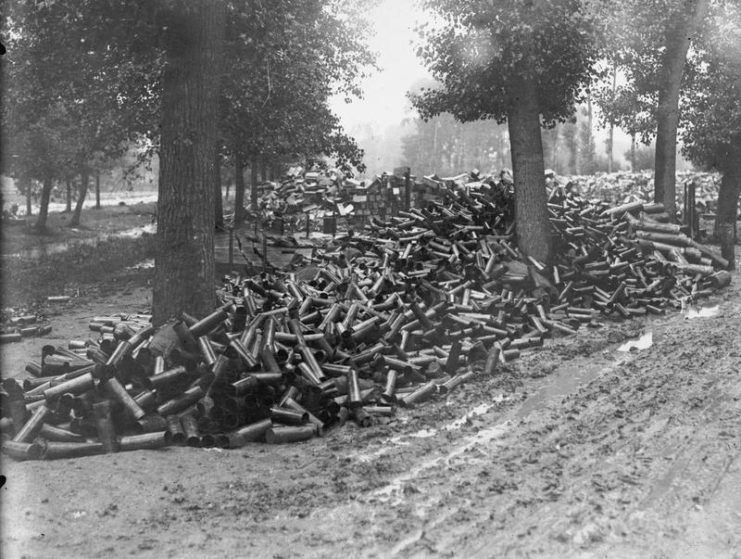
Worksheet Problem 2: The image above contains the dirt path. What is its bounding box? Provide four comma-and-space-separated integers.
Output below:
2, 253, 740, 559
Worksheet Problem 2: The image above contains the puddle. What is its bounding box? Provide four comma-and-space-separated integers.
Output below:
684, 305, 720, 319
2, 224, 156, 259
618, 332, 653, 352
11, 193, 158, 217
406, 428, 437, 438
514, 358, 624, 418
355, 397, 511, 464
361, 353, 634, 505
442, 400, 506, 431
126, 258, 155, 271
367, 422, 511, 504
116, 224, 156, 239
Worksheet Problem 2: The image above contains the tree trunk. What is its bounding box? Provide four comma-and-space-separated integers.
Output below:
507, 76, 552, 264
234, 148, 245, 224
95, 172, 101, 209
23, 178, 33, 216
214, 152, 224, 230
631, 134, 637, 171
498, 134, 507, 170
69, 169, 89, 227
65, 178, 72, 213
608, 67, 617, 173
578, 97, 595, 174
653, 0, 710, 216
35, 175, 53, 232
153, 0, 226, 326
250, 156, 259, 210
717, 140, 741, 269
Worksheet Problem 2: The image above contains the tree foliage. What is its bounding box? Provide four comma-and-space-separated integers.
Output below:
412, 0, 602, 125
592, 0, 711, 214
220, 0, 374, 172
593, 0, 711, 141
680, 0, 741, 267
681, 1, 741, 170
2, 0, 146, 229
2, 1, 374, 215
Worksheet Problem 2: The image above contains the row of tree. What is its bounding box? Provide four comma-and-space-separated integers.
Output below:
2, 0, 739, 320
2, 0, 375, 322
412, 0, 740, 267
3, 1, 373, 229
400, 95, 659, 177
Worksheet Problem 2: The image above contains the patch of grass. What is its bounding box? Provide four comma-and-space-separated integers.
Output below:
1, 233, 156, 305
1, 202, 156, 255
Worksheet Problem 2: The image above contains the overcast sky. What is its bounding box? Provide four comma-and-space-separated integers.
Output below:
329, 0, 432, 131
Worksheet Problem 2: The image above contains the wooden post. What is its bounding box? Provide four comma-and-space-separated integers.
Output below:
684, 180, 696, 240
228, 227, 234, 269
95, 172, 101, 209
404, 170, 411, 211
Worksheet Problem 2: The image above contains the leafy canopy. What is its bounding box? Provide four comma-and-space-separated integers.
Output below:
412, 0, 603, 125
680, 0, 741, 170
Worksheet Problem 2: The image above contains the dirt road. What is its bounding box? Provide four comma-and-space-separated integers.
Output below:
2, 252, 740, 558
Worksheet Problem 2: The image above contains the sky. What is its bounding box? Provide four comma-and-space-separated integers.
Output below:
327, 1, 663, 176
329, 0, 432, 132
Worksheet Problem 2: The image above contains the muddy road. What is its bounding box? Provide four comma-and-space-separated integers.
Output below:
2, 253, 740, 558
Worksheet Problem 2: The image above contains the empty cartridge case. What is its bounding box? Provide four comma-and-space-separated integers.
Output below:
265, 425, 315, 444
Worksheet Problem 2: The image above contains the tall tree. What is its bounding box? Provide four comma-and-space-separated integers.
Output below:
578, 98, 596, 174
152, 1, 226, 323
412, 0, 601, 263
654, 0, 710, 214
594, 0, 710, 215
681, 0, 741, 268
3, 0, 136, 230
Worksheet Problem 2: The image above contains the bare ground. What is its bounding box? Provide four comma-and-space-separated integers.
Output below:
1, 249, 740, 559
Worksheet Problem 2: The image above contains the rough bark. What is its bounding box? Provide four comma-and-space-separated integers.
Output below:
234, 148, 245, 224
653, 0, 710, 216
34, 175, 53, 231
153, 0, 225, 325
717, 140, 741, 269
507, 76, 552, 264
69, 169, 88, 227
214, 152, 224, 230
95, 172, 101, 209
